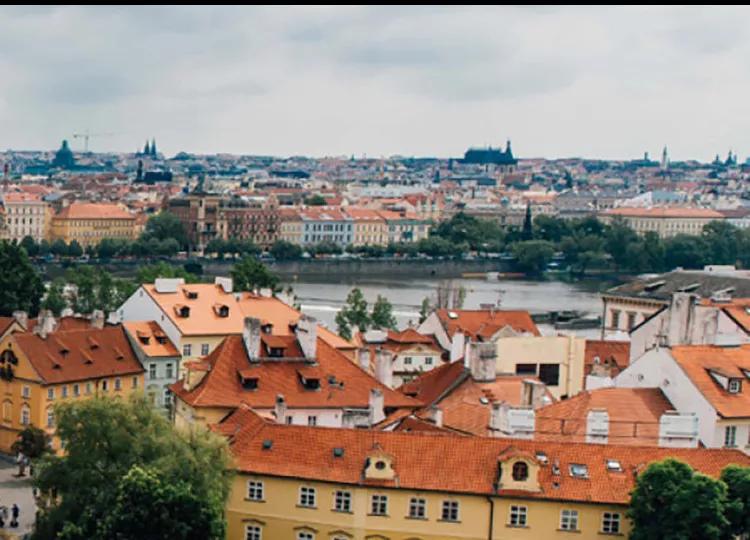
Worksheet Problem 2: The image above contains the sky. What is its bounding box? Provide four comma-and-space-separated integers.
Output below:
0, 5, 748, 162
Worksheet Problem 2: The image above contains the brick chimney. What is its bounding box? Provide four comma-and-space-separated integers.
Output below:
369, 388, 385, 426
243, 317, 262, 361
274, 394, 287, 424
469, 341, 496, 382
295, 315, 318, 361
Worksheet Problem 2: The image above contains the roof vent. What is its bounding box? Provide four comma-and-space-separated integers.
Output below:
447, 311, 459, 319
606, 459, 623, 472
262, 439, 273, 450
333, 447, 344, 458
644, 280, 666, 291
535, 452, 548, 465
185, 290, 199, 300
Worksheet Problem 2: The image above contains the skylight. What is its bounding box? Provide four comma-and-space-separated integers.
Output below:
606, 459, 622, 472
569, 464, 589, 478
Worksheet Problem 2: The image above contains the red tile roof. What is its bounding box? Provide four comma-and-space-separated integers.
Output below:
536, 388, 674, 446
170, 335, 419, 410
55, 203, 135, 220
602, 207, 725, 219
584, 340, 630, 379
223, 407, 750, 504
11, 326, 144, 384
435, 309, 540, 340
123, 321, 179, 357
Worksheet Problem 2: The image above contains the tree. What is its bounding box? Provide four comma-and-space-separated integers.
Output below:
418, 297, 431, 324
664, 235, 708, 270
511, 240, 555, 276
51, 239, 68, 258
12, 425, 51, 460
231, 256, 279, 293
628, 458, 729, 540
702, 220, 739, 265
142, 212, 187, 248
20, 236, 39, 257
270, 240, 303, 261
136, 262, 199, 284
304, 194, 327, 206
605, 217, 638, 270
522, 203, 533, 240
721, 465, 750, 538
370, 295, 397, 330
32, 395, 231, 540
68, 240, 83, 258
0, 241, 45, 316
534, 215, 570, 243
42, 278, 68, 316
335, 288, 370, 340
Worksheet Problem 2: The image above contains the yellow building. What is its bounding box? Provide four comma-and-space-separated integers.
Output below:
344, 208, 387, 246
1, 192, 50, 242
219, 405, 750, 540
0, 315, 145, 452
49, 202, 137, 247
279, 208, 304, 245
599, 207, 725, 239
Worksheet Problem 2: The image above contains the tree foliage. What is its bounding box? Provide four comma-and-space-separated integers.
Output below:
32, 395, 232, 540
511, 240, 555, 276
721, 465, 750, 537
335, 288, 370, 340
370, 295, 397, 330
230, 256, 279, 293
142, 212, 187, 248
42, 278, 68, 316
270, 240, 303, 261
136, 262, 200, 284
0, 241, 45, 316
12, 425, 51, 460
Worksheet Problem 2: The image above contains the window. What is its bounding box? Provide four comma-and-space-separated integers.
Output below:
86, 382, 92, 395
728, 379, 741, 393
602, 512, 620, 534
61, 386, 68, 398
296, 533, 314, 540
539, 364, 560, 386
512, 461, 529, 481
334, 490, 351, 512
245, 524, 261, 540
201, 344, 209, 356
46, 408, 54, 428
166, 363, 173, 379
115, 378, 122, 391
611, 309, 621, 329
47, 388, 54, 401
307, 416, 317, 426
183, 344, 192, 356
285, 416, 293, 425
409, 497, 426, 519
102, 380, 108, 392
20, 405, 30, 426
247, 480, 264, 501
404, 356, 412, 365
441, 500, 459, 522
627, 312, 637, 330
3, 402, 10, 421
515, 363, 537, 376
425, 357, 433, 365
22, 386, 30, 399
148, 363, 157, 379
560, 509, 579, 531
73, 384, 80, 397
509, 505, 527, 527
164, 389, 171, 407
299, 486, 316, 507
724, 425, 737, 447
370, 494, 388, 515
132, 377, 138, 389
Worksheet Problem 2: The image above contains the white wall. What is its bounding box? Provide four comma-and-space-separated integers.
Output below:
255, 407, 344, 428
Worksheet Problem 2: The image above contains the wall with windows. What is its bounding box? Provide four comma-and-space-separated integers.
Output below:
226, 473, 631, 540
496, 336, 586, 399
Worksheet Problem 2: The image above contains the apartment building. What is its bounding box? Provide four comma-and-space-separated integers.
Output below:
0, 192, 49, 242
599, 207, 725, 238
49, 202, 137, 247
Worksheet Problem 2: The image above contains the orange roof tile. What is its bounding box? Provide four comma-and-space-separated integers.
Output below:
11, 326, 144, 384
223, 407, 750, 504
671, 345, 750, 418
55, 203, 134, 220
602, 207, 725, 219
584, 340, 630, 378
435, 309, 540, 340
123, 321, 179, 357
536, 388, 674, 446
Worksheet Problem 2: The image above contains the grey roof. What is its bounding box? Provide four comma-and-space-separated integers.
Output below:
604, 271, 750, 302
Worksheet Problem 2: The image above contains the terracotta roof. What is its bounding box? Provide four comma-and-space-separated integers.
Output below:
0, 318, 17, 337
398, 360, 466, 404
26, 316, 98, 333
142, 284, 352, 349
55, 203, 134, 220
535, 388, 674, 446
602, 207, 725, 219
387, 328, 436, 345
584, 340, 630, 379
671, 345, 750, 418
123, 321, 179, 357
224, 407, 750, 504
11, 326, 144, 384
435, 309, 540, 340
170, 335, 418, 410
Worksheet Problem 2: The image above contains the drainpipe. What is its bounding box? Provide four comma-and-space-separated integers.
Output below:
486, 495, 495, 540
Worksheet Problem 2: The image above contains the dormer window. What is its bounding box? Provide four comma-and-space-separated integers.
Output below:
241, 376, 258, 390
606, 459, 623, 472
219, 305, 229, 317
569, 464, 588, 478
139, 335, 150, 345
185, 290, 198, 300
175, 305, 190, 318
302, 376, 320, 390
728, 379, 742, 394
512, 461, 529, 481
269, 347, 285, 358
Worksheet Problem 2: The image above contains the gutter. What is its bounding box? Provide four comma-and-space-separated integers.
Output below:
486, 495, 495, 540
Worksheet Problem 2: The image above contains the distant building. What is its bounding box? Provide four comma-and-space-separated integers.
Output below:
50, 202, 137, 247
52, 140, 75, 170
0, 192, 50, 242
460, 140, 518, 173
599, 207, 725, 238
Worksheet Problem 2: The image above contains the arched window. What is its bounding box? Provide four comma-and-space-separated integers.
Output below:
2, 400, 11, 422
20, 404, 30, 426
512, 461, 529, 481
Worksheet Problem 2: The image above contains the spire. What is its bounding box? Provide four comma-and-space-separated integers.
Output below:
144, 140, 150, 155
505, 139, 513, 157
151, 138, 157, 157
522, 202, 533, 240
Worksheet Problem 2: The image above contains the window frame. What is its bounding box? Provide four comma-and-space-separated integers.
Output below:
245, 524, 262, 540
601, 512, 621, 534
333, 490, 352, 513
408, 497, 426, 519
298, 486, 316, 508
560, 509, 579, 531
246, 480, 264, 501
509, 505, 527, 527
724, 425, 737, 448
441, 500, 459, 522
370, 494, 388, 516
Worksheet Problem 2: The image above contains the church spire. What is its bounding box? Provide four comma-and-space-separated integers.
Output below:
144, 140, 150, 155
151, 138, 157, 157
505, 139, 513, 159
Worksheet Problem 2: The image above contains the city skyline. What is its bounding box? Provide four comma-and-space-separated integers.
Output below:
1, 6, 749, 161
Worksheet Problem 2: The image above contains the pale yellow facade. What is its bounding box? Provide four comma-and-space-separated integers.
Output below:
50, 216, 137, 247
496, 335, 587, 399
1, 198, 50, 242
599, 211, 723, 239
280, 217, 304, 245
226, 473, 631, 540
351, 219, 387, 247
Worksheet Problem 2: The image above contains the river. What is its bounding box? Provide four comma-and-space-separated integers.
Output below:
281, 275, 616, 338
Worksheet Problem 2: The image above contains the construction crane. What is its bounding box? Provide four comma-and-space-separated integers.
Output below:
72, 130, 114, 152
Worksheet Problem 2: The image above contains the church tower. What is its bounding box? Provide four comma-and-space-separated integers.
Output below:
660, 146, 669, 170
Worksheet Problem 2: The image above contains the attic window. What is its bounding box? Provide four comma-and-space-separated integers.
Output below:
269, 347, 285, 358
262, 439, 273, 450
88, 337, 99, 350
644, 280, 666, 291
569, 464, 589, 478
139, 335, 150, 345
728, 379, 742, 394
606, 459, 623, 472
176, 305, 190, 318
301, 376, 320, 391
185, 290, 198, 300
512, 461, 529, 481
113, 347, 125, 361
261, 323, 273, 334
447, 311, 459, 319
333, 447, 344, 458
535, 452, 548, 465
241, 376, 258, 390
218, 305, 229, 318
678, 283, 701, 293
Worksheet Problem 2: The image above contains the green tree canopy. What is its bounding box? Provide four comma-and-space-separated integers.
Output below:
304, 194, 327, 206
511, 240, 555, 276
32, 395, 231, 540
231, 256, 279, 293
628, 458, 729, 540
42, 278, 69, 316
142, 212, 187, 248
0, 241, 45, 316
721, 465, 750, 537
335, 288, 370, 340
370, 295, 397, 330
20, 235, 39, 257
270, 240, 303, 261
136, 262, 199, 284
12, 425, 51, 460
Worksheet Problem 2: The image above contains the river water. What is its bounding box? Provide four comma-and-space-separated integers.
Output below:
281, 276, 616, 338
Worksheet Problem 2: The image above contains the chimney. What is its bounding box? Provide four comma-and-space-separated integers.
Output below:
242, 317, 262, 361
357, 347, 371, 372
585, 409, 609, 444
374, 348, 394, 388
215, 276, 233, 294
154, 278, 185, 294
61, 307, 74, 318
295, 315, 318, 361
90, 310, 105, 329
183, 364, 209, 392
429, 405, 443, 428
34, 310, 57, 339
469, 341, 496, 382
12, 311, 27, 330
521, 379, 547, 409
667, 293, 697, 346
489, 402, 534, 439
658, 411, 699, 448
274, 394, 287, 425
369, 388, 385, 425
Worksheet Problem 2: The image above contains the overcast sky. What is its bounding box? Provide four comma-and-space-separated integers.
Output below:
0, 5, 748, 161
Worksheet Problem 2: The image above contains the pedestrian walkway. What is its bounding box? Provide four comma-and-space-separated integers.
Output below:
0, 457, 35, 539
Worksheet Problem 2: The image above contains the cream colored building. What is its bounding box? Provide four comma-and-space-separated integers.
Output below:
1, 192, 50, 242
599, 207, 725, 238
50, 202, 137, 247
344, 207, 387, 246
